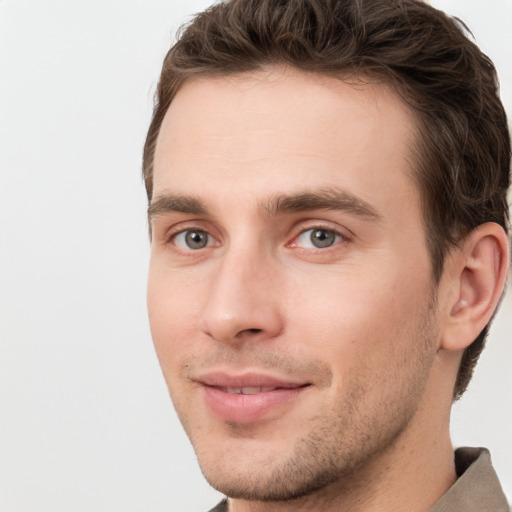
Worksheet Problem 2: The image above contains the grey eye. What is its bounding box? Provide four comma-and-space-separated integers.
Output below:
310, 229, 336, 248
186, 230, 209, 249
296, 228, 342, 249
174, 230, 210, 249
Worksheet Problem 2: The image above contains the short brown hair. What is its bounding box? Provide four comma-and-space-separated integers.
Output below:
143, 0, 511, 399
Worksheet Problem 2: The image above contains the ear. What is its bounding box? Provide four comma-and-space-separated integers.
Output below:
440, 222, 510, 352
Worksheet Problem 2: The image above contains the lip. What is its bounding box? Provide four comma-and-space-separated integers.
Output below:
197, 371, 311, 423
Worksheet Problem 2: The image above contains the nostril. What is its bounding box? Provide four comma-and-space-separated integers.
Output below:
233, 327, 262, 340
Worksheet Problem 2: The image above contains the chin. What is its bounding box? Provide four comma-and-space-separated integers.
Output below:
193, 426, 374, 503
200, 461, 342, 503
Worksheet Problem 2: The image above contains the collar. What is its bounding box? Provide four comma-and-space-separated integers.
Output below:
429, 447, 509, 511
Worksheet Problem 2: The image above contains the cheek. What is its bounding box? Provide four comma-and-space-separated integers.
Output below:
286, 264, 432, 364
147, 265, 203, 368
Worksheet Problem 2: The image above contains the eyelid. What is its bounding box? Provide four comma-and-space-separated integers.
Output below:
156, 219, 351, 251
172, 229, 216, 248
287, 222, 352, 249
160, 221, 219, 246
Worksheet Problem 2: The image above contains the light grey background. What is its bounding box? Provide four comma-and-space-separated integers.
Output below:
0, 1, 510, 510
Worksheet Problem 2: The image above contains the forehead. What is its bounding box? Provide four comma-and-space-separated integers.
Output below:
153, 67, 419, 215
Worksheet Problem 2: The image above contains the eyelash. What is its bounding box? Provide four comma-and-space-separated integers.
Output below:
288, 226, 348, 250
171, 229, 216, 250
165, 222, 350, 253
164, 223, 215, 248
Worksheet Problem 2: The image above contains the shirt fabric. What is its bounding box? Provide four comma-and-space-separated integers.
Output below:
430, 447, 509, 512
207, 447, 510, 511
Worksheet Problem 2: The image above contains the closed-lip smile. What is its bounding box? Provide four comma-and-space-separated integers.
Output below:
196, 371, 311, 423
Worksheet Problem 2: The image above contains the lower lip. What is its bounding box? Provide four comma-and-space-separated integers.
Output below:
202, 386, 308, 423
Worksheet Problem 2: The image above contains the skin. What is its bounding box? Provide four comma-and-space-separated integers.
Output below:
147, 67, 508, 511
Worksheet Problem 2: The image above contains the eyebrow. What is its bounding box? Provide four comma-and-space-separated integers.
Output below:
148, 194, 208, 219
148, 187, 382, 222
262, 188, 382, 220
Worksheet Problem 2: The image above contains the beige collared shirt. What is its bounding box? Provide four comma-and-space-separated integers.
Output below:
430, 447, 510, 511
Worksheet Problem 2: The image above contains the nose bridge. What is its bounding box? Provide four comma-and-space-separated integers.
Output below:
200, 237, 282, 343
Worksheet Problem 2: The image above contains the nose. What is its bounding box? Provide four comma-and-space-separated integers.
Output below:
199, 246, 284, 344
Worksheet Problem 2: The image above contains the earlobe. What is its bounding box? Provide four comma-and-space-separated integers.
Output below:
441, 222, 510, 352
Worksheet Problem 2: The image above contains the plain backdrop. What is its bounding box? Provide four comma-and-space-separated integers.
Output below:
1, 1, 511, 510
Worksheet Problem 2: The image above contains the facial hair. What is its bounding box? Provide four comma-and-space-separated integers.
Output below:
173, 296, 439, 504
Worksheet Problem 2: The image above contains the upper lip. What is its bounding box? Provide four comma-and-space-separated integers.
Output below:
196, 371, 309, 389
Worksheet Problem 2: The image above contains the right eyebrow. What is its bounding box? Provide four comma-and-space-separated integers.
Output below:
148, 193, 208, 220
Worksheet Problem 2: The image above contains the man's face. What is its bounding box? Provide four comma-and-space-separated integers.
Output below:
148, 68, 441, 501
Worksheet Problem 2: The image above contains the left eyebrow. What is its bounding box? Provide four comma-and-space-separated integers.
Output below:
261, 188, 382, 220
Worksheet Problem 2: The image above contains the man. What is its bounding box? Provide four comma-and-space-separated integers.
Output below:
143, 0, 510, 510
